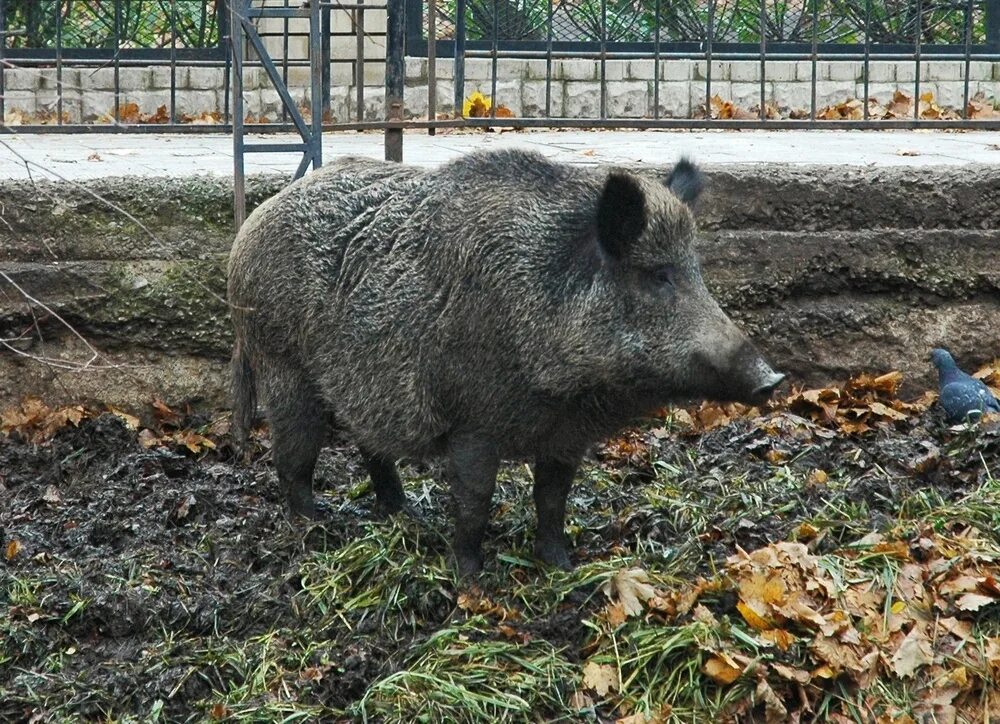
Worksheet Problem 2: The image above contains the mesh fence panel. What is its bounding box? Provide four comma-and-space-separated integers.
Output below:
426, 0, 987, 44
2, 0, 220, 49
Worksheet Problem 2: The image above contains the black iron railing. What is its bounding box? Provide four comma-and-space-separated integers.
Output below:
0, 0, 998, 136
1, 0, 226, 58
406, 0, 1000, 53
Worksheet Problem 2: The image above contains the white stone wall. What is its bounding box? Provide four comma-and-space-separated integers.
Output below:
2, 59, 998, 123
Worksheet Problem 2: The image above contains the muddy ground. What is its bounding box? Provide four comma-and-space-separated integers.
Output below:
1, 396, 999, 722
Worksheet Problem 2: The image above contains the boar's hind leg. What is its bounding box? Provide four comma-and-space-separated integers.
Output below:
261, 366, 325, 519
447, 435, 500, 577
532, 457, 578, 570
359, 448, 406, 514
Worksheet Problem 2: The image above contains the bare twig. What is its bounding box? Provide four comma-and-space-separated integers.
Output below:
0, 137, 233, 308
0, 270, 124, 371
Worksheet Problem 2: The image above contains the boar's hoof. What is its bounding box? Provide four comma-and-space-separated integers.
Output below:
455, 550, 485, 578
374, 498, 421, 521
534, 540, 573, 571
287, 497, 320, 521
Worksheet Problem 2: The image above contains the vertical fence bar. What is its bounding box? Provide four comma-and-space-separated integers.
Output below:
222, 3, 232, 125
310, 0, 322, 168
321, 3, 331, 117
490, 0, 498, 119
170, 0, 178, 124
356, 0, 365, 121
705, 0, 714, 120
988, 0, 1000, 50
863, 0, 870, 119
114, 0, 121, 124
913, 0, 922, 119
231, 0, 247, 229
55, 0, 63, 125
428, 0, 437, 133
962, 0, 972, 117
545, 0, 552, 116
454, 0, 466, 116
653, 0, 660, 120
0, 0, 5, 124
599, 0, 607, 119
809, 0, 818, 121
386, 0, 405, 161
282, 0, 290, 124
758, 0, 766, 120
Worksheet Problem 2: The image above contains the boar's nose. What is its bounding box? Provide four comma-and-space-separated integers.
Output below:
752, 370, 786, 399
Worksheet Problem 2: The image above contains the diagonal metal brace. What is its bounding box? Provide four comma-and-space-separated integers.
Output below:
230, 0, 324, 228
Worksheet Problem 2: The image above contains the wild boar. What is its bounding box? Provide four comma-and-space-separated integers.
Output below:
228, 149, 784, 575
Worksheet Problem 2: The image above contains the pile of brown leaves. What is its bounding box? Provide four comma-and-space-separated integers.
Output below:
585, 528, 1000, 723
0, 397, 218, 454
3, 397, 98, 444
600, 369, 940, 466
3, 108, 73, 126
700, 95, 781, 120
780, 370, 937, 435
698, 90, 999, 122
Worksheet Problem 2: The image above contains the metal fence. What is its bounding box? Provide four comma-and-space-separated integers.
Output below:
1, 0, 999, 136
0, 0, 389, 131
414, 0, 1000, 130
410, 0, 1000, 47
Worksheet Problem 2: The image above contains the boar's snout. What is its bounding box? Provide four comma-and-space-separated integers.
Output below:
729, 348, 786, 405
691, 340, 785, 406
751, 367, 786, 401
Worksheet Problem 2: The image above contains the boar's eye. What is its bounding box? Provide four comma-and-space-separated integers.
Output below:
652, 265, 677, 287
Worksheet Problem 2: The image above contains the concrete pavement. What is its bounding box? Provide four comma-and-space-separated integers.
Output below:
1, 128, 999, 181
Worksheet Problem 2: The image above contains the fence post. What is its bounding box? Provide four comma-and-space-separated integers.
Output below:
385, 0, 405, 161
0, 0, 6, 125
230, 0, 246, 229
309, 0, 323, 169
454, 0, 466, 116
988, 0, 1000, 50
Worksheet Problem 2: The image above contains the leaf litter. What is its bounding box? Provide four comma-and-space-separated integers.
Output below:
2, 363, 1000, 721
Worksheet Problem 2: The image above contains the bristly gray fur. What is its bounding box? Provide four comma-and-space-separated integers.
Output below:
227, 148, 782, 574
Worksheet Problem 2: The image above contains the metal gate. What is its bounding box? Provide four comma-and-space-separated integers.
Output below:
2, 2, 999, 225
222, 0, 1000, 224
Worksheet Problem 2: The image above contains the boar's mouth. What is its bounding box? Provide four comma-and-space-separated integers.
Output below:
750, 371, 786, 402
685, 356, 787, 408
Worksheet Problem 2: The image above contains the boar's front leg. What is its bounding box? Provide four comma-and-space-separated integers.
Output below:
532, 457, 578, 570
447, 434, 500, 576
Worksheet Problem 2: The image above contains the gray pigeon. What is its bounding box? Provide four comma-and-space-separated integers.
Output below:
930, 348, 1000, 423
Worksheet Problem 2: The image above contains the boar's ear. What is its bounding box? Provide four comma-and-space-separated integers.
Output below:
665, 158, 704, 206
596, 172, 647, 259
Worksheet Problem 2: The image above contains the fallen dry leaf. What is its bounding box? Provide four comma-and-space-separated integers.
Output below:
602, 568, 657, 617
703, 655, 743, 685
955, 592, 997, 612
771, 662, 811, 684
5, 539, 22, 560
582, 660, 619, 696
569, 690, 594, 710
892, 626, 934, 678
756, 678, 788, 723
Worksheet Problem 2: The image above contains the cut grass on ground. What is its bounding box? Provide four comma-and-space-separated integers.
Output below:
2, 382, 1000, 722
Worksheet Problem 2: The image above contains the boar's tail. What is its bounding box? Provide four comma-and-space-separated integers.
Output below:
231, 340, 257, 449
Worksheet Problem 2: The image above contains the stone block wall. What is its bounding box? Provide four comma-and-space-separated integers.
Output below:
3, 166, 1000, 410
2, 59, 998, 124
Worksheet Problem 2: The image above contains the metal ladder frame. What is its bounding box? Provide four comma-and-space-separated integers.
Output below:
228, 0, 324, 228
228, 0, 405, 229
